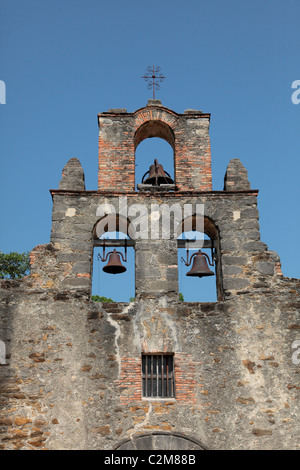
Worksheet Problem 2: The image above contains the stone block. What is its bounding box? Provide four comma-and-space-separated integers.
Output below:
222, 255, 248, 266
235, 230, 260, 240
239, 220, 260, 230
220, 239, 236, 251
57, 252, 91, 263
223, 277, 250, 290
136, 268, 161, 279
68, 240, 92, 251
71, 232, 92, 241
242, 241, 268, 252
50, 232, 66, 241
72, 262, 91, 274
62, 277, 90, 289
52, 211, 65, 221
166, 266, 179, 280
223, 266, 243, 275
241, 208, 259, 219
255, 261, 275, 275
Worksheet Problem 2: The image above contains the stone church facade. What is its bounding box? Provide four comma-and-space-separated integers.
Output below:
0, 100, 299, 450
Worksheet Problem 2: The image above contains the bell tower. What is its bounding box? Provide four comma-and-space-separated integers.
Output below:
48, 99, 279, 302
1, 98, 299, 452
98, 99, 212, 193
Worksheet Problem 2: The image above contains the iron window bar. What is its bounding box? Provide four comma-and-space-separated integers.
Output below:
142, 353, 175, 399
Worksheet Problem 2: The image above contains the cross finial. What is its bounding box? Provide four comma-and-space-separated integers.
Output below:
142, 65, 165, 99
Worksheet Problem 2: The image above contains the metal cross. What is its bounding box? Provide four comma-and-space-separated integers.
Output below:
142, 65, 165, 99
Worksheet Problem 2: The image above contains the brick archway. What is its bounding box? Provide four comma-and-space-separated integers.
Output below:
98, 103, 212, 192
133, 112, 176, 150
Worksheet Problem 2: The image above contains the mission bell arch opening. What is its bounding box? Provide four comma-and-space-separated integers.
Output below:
177, 215, 223, 302
92, 215, 135, 302
134, 120, 175, 190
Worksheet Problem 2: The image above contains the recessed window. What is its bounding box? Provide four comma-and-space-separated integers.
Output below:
142, 354, 175, 399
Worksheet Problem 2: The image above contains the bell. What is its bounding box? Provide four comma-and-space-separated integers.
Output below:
102, 249, 127, 274
186, 251, 214, 278
142, 158, 174, 186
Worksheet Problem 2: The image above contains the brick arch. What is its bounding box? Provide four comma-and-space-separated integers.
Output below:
133, 106, 178, 150
133, 108, 177, 188
98, 104, 212, 192
133, 104, 178, 124
134, 120, 175, 150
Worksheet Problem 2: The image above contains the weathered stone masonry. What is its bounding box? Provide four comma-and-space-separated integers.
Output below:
0, 100, 299, 450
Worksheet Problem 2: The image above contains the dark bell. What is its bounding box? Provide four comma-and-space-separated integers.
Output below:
142, 158, 174, 186
186, 251, 215, 278
102, 249, 127, 274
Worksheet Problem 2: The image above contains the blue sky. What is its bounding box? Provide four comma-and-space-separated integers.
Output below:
0, 0, 299, 301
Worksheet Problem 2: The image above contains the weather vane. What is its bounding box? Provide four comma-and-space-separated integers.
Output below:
142, 65, 165, 99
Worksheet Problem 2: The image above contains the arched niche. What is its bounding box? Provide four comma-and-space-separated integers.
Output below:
134, 120, 175, 150
134, 120, 175, 190
92, 215, 136, 302
116, 432, 206, 450
93, 214, 136, 240
177, 215, 223, 302
135, 138, 174, 189
176, 214, 219, 240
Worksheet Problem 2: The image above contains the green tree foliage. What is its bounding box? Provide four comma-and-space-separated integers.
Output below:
0, 251, 30, 279
179, 292, 184, 302
91, 295, 115, 303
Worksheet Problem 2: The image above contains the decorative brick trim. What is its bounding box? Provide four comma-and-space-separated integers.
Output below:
175, 353, 201, 404
116, 357, 142, 404
116, 353, 201, 406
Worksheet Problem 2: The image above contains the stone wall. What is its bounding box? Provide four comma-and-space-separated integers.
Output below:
47, 186, 281, 301
0, 104, 299, 450
0, 274, 299, 450
1, 179, 299, 449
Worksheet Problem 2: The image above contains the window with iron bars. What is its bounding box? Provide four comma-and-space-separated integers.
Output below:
142, 353, 175, 398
